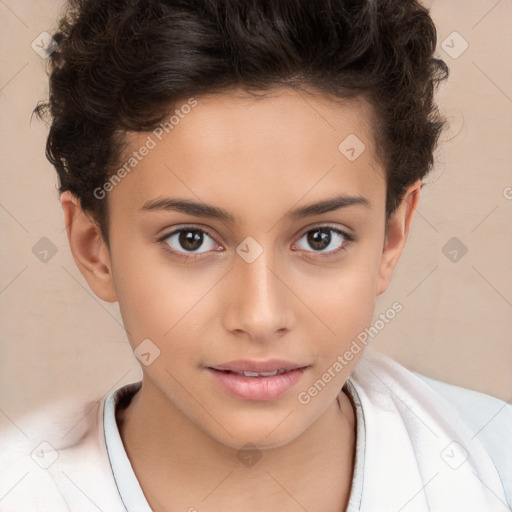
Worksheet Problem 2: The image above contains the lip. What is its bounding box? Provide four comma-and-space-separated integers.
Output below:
207, 359, 309, 401
209, 359, 306, 373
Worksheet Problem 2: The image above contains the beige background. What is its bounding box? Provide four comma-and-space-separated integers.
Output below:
0, 0, 511, 427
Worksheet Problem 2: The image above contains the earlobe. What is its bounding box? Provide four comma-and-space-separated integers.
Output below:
375, 180, 421, 296
61, 191, 118, 303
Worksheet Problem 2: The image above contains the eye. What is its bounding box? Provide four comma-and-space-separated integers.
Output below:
294, 227, 353, 254
162, 228, 219, 254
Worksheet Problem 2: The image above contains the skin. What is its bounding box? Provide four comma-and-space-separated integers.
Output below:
62, 87, 420, 511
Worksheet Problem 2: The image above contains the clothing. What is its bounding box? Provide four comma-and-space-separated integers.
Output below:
0, 349, 510, 511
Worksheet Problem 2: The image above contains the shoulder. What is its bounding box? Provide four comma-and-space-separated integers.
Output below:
412, 370, 511, 435
0, 396, 126, 511
413, 369, 512, 505
347, 348, 511, 511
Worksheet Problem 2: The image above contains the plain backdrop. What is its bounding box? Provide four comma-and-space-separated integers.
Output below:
0, 0, 511, 429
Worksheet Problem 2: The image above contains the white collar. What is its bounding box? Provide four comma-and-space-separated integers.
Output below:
103, 380, 152, 511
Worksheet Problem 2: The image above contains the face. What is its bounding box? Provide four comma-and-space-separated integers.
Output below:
89, 87, 410, 449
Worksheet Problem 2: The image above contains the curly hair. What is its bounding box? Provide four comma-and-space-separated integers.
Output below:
35, 0, 448, 245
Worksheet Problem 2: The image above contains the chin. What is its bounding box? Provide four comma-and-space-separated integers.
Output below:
204, 410, 311, 451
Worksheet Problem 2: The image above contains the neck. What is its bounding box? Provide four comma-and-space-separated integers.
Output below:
116, 379, 356, 512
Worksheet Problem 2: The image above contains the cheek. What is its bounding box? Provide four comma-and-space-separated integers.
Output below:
111, 240, 218, 348
296, 251, 379, 328
308, 279, 375, 370
292, 250, 381, 369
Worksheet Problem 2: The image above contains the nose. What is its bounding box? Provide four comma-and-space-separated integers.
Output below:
222, 250, 295, 343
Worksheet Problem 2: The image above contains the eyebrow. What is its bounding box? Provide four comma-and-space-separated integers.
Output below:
140, 194, 370, 222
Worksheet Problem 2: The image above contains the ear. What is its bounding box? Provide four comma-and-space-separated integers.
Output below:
375, 179, 421, 296
61, 191, 118, 303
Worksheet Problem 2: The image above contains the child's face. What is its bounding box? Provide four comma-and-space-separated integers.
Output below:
91, 88, 416, 448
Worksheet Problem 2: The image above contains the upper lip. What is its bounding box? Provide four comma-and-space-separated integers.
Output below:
208, 359, 308, 373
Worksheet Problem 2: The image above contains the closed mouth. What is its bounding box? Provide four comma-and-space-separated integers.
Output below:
210, 368, 295, 378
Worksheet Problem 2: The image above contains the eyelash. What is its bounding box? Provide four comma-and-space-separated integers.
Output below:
157, 225, 356, 261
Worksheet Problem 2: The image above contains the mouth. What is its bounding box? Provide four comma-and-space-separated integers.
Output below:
206, 360, 309, 401
212, 368, 291, 377
209, 359, 307, 374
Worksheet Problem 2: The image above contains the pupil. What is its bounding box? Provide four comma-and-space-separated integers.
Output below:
179, 230, 203, 251
308, 229, 330, 250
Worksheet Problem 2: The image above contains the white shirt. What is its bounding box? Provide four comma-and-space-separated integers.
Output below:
0, 349, 510, 511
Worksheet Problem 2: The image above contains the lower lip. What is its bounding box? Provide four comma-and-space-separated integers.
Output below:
207, 367, 307, 401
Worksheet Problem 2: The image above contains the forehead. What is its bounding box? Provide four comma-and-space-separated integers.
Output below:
111, 87, 386, 222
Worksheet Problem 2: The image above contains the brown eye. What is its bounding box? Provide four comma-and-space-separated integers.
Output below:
307, 229, 331, 251
179, 230, 204, 251
295, 227, 350, 254
164, 229, 217, 253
